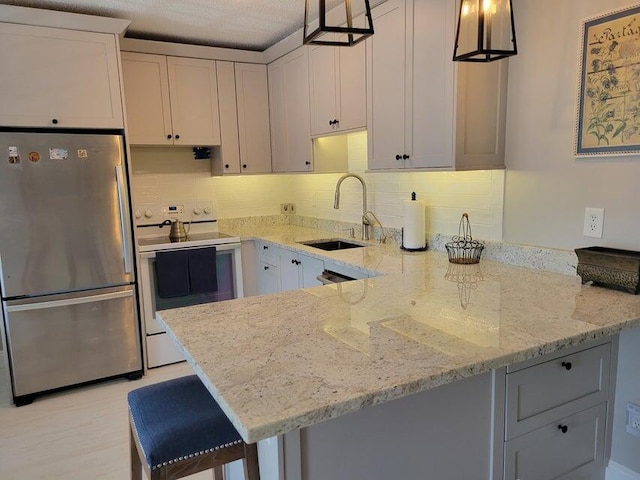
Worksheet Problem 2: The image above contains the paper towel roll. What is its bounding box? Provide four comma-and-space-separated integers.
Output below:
402, 197, 426, 250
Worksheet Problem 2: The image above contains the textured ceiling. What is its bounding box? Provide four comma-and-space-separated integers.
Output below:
1, 0, 370, 51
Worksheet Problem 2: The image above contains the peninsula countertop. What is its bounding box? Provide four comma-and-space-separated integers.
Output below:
158, 225, 640, 443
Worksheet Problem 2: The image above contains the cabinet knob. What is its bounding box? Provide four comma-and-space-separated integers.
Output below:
263, 245, 268, 250
51, 118, 59, 125
395, 154, 402, 160
242, 164, 247, 169
305, 161, 311, 165
402, 154, 410, 160
557, 424, 568, 434
224, 164, 229, 169
329, 120, 333, 126
291, 259, 296, 264
561, 361, 572, 371
175, 134, 180, 140
264, 265, 269, 270
167, 134, 172, 139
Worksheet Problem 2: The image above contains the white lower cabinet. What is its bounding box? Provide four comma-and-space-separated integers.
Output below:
504, 403, 606, 480
501, 340, 614, 480
280, 249, 325, 291
256, 242, 325, 294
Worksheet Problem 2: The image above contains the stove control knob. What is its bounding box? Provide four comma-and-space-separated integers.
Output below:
193, 207, 203, 215
203, 206, 212, 214
144, 210, 153, 219
134, 210, 142, 219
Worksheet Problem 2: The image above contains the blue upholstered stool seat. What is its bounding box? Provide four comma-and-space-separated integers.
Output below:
128, 375, 243, 471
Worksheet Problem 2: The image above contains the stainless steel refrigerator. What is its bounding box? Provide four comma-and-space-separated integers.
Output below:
0, 131, 142, 406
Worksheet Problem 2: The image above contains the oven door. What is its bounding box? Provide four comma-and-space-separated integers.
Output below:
140, 243, 243, 336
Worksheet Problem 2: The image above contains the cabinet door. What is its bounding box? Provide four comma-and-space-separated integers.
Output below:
269, 47, 313, 173
337, 39, 367, 133
0, 24, 123, 129
216, 61, 241, 174
258, 262, 281, 295
309, 45, 339, 136
367, 0, 410, 170
504, 403, 606, 480
166, 57, 221, 146
121, 52, 173, 145
235, 63, 272, 173
279, 250, 301, 292
410, 0, 455, 168
300, 254, 325, 288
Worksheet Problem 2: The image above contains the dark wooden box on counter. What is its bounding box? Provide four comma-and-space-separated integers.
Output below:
575, 247, 640, 294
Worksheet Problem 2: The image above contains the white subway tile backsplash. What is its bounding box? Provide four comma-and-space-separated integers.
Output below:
130, 133, 504, 241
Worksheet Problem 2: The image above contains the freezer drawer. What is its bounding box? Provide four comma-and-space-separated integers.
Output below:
3, 286, 141, 397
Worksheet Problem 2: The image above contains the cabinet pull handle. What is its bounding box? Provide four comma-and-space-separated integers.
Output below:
305, 161, 311, 165
263, 245, 268, 250
557, 424, 568, 434
264, 265, 269, 270
167, 134, 172, 139
561, 361, 572, 371
402, 154, 410, 160
52, 118, 59, 125
395, 154, 402, 160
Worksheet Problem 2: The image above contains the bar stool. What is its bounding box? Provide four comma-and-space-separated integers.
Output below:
128, 375, 260, 480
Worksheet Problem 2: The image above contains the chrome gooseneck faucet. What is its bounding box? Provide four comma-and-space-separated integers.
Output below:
334, 173, 371, 241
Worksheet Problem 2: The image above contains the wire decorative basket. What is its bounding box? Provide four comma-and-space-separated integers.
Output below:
445, 213, 485, 264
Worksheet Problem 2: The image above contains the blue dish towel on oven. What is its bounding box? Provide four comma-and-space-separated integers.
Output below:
156, 250, 190, 298
188, 247, 218, 294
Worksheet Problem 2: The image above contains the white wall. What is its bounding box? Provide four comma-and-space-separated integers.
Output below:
504, 0, 640, 251
129, 135, 505, 241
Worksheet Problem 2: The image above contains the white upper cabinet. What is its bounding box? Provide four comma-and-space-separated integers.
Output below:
367, 0, 409, 170
268, 47, 313, 173
121, 52, 172, 144
235, 63, 272, 174
0, 23, 123, 129
216, 61, 242, 174
121, 52, 221, 146
309, 39, 366, 137
367, 0, 506, 171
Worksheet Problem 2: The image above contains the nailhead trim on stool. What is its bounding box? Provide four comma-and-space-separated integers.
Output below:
128, 375, 244, 473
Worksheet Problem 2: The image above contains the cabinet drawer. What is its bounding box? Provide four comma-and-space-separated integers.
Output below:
504, 403, 606, 480
505, 343, 610, 440
257, 241, 279, 265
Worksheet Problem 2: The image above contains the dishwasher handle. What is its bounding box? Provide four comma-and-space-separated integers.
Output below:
316, 270, 356, 285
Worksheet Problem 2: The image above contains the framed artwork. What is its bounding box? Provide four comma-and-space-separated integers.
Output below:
575, 4, 640, 156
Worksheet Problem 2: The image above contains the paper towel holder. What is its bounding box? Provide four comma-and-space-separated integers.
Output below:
401, 192, 428, 252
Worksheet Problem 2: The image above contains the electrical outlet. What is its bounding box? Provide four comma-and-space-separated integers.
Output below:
280, 203, 295, 214
626, 402, 640, 438
583, 207, 604, 238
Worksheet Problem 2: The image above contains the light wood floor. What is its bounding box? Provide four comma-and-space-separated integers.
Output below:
0, 361, 215, 479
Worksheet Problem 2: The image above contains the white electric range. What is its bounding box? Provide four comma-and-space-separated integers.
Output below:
134, 202, 243, 368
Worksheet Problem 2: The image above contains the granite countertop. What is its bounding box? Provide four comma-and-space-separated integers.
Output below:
158, 225, 640, 443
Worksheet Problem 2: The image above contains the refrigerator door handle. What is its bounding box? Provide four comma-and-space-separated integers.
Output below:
115, 165, 133, 275
5, 290, 134, 312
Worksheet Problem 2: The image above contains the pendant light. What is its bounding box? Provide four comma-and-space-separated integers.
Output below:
303, 0, 374, 47
453, 0, 517, 62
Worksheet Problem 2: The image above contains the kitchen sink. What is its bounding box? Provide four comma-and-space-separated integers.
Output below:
299, 239, 367, 251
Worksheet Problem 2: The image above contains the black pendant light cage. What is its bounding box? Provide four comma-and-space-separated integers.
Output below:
303, 0, 374, 47
453, 0, 517, 62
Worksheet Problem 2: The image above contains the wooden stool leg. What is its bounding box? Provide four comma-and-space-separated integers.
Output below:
213, 465, 224, 480
243, 443, 260, 480
130, 424, 142, 480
